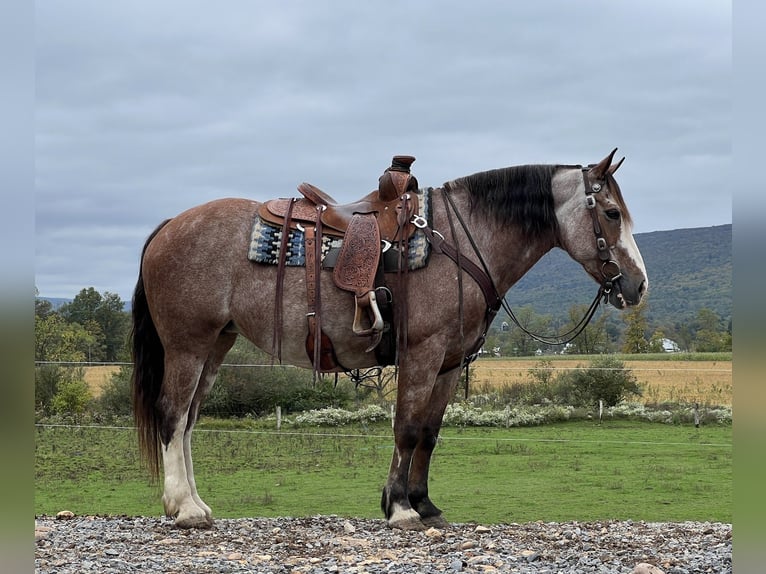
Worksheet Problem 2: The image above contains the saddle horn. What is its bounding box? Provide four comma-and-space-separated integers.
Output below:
378, 155, 417, 202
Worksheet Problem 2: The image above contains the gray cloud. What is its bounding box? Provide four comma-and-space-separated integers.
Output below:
35, 0, 731, 301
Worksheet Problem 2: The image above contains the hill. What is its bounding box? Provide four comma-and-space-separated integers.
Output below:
503, 224, 731, 328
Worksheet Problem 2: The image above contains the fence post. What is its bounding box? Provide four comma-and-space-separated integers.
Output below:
598, 399, 603, 423
390, 405, 395, 429
276, 406, 282, 431
694, 403, 700, 428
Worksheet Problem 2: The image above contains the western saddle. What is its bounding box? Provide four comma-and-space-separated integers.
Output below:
260, 155, 420, 372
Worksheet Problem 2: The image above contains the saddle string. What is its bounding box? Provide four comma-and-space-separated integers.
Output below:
272, 198, 297, 364
313, 212, 323, 378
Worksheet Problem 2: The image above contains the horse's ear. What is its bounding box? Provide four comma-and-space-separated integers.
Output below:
608, 156, 625, 175
590, 148, 619, 179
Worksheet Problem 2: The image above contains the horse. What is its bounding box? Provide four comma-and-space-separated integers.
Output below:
131, 148, 647, 530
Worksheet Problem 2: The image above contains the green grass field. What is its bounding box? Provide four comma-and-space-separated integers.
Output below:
35, 420, 731, 524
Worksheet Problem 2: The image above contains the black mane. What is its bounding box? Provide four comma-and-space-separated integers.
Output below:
448, 164, 559, 238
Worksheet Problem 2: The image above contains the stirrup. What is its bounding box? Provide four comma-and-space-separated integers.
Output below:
352, 290, 384, 337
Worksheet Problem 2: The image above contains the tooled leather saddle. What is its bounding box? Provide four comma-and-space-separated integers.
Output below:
263, 156, 420, 373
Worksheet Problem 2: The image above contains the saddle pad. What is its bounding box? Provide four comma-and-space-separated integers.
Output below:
248, 187, 432, 270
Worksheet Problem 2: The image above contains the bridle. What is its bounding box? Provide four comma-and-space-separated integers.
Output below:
581, 166, 624, 305
418, 164, 625, 355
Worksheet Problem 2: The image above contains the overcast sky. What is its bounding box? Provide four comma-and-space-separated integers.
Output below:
35, 0, 731, 302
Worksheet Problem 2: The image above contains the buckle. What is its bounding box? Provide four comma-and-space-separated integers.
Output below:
585, 195, 597, 209
411, 215, 427, 228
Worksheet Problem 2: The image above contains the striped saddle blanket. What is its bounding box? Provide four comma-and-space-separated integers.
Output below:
248, 187, 432, 271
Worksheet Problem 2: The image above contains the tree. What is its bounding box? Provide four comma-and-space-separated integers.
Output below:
691, 308, 732, 352
621, 303, 650, 353
35, 288, 54, 319
648, 328, 666, 353
59, 288, 129, 361
566, 304, 611, 354
504, 306, 553, 356
35, 301, 94, 416
35, 313, 93, 362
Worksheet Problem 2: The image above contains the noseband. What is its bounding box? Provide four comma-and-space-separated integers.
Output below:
581, 167, 623, 303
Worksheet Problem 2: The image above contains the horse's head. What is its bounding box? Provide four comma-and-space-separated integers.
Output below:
554, 149, 648, 309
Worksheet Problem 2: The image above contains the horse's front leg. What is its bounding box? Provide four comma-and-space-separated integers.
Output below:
381, 351, 444, 530
381, 417, 424, 530
406, 367, 462, 528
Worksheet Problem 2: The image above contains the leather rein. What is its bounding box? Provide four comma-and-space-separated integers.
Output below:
417, 165, 624, 356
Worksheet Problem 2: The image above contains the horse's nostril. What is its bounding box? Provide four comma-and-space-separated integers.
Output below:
638, 280, 647, 296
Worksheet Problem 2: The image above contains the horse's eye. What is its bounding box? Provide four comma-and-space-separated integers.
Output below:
605, 209, 621, 221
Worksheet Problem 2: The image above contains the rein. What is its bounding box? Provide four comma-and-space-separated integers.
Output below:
419, 166, 623, 353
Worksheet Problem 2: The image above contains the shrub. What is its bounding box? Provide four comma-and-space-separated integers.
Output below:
51, 378, 92, 418
35, 365, 86, 417
293, 404, 389, 427
95, 365, 133, 416
200, 367, 353, 417
442, 402, 574, 427
559, 355, 641, 407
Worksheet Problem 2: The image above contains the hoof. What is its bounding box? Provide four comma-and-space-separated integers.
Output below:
388, 516, 428, 531
174, 514, 213, 529
421, 514, 450, 529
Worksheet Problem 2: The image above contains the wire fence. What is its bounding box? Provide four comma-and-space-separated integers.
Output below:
34, 360, 733, 372
34, 421, 732, 449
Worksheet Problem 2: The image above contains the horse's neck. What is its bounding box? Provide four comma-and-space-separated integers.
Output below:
434, 188, 555, 295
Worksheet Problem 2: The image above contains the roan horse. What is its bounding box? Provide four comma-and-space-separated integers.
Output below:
132, 149, 647, 530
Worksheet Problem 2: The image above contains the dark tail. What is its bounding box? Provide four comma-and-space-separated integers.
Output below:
131, 219, 171, 479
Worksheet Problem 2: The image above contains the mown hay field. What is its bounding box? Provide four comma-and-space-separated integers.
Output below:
470, 357, 732, 406
83, 365, 121, 396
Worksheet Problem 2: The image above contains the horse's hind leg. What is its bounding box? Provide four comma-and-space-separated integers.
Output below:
183, 332, 237, 520
158, 349, 209, 528
160, 333, 237, 529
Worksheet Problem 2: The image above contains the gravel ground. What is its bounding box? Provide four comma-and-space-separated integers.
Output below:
35, 515, 731, 574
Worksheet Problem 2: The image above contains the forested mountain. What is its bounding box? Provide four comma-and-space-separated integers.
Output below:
502, 224, 732, 329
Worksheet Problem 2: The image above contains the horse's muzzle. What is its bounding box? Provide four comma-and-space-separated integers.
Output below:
608, 278, 647, 309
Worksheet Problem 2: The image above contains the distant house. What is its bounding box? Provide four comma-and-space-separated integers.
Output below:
559, 342, 575, 355
661, 338, 681, 353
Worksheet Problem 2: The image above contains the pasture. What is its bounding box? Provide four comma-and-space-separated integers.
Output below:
35, 420, 731, 524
